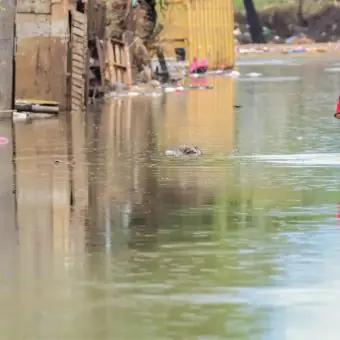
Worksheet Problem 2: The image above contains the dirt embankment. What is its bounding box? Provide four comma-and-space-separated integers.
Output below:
235, 4, 340, 45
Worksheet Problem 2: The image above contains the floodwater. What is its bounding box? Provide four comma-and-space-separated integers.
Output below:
1, 57, 340, 339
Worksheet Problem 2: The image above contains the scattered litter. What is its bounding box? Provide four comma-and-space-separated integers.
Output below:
238, 76, 300, 83
0, 137, 9, 145
285, 47, 307, 54
188, 85, 214, 90
225, 70, 241, 78
108, 91, 141, 97
164, 87, 179, 93
144, 92, 164, 97
165, 145, 202, 157
325, 67, 340, 73
246, 72, 262, 77
15, 99, 59, 114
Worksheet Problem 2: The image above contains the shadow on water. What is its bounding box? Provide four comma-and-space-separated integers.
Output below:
1, 60, 340, 338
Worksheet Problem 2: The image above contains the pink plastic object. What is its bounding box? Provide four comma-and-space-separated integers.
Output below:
0, 137, 9, 145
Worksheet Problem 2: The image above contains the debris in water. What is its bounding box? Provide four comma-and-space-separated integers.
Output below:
225, 70, 240, 78
325, 67, 340, 73
0, 137, 9, 145
190, 57, 208, 75
246, 72, 262, 77
334, 96, 340, 119
15, 99, 59, 114
165, 145, 202, 157
188, 85, 214, 90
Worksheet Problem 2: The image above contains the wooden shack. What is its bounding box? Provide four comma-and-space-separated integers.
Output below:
156, 0, 235, 69
15, 0, 88, 111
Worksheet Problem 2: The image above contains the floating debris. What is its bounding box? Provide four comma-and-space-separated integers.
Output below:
0, 137, 9, 145
144, 92, 164, 97
334, 96, 340, 119
238, 76, 300, 83
225, 70, 241, 78
165, 145, 202, 157
187, 85, 214, 90
325, 67, 340, 73
15, 99, 59, 114
13, 111, 57, 122
246, 72, 262, 77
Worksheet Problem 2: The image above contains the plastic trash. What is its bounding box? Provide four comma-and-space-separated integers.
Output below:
0, 137, 9, 145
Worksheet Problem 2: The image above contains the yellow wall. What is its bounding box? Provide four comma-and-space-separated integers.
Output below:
157, 0, 235, 69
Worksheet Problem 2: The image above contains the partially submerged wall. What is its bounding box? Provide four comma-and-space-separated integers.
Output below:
16, 0, 70, 109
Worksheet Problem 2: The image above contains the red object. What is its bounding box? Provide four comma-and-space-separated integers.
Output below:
190, 57, 199, 73
337, 203, 340, 222
336, 97, 340, 113
335, 97, 340, 118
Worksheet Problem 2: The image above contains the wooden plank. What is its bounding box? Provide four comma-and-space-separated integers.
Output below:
114, 43, 121, 83
72, 60, 84, 69
113, 63, 127, 69
105, 40, 115, 85
96, 37, 105, 87
72, 50, 85, 59
118, 43, 124, 83
71, 9, 86, 23
71, 19, 85, 30
71, 98, 82, 108
72, 44, 85, 56
17, 0, 51, 14
71, 102, 82, 110
72, 54, 84, 64
71, 72, 84, 83
71, 82, 84, 94
111, 38, 124, 45
72, 26, 85, 38
123, 31, 132, 85
71, 90, 83, 101
71, 78, 84, 89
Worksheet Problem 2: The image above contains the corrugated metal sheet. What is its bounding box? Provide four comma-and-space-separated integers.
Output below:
17, 0, 51, 14
187, 0, 235, 69
157, 0, 234, 69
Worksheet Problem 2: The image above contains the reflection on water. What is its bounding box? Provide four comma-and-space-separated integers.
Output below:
0, 59, 340, 338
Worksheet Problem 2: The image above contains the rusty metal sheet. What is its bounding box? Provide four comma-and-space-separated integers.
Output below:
17, 0, 51, 14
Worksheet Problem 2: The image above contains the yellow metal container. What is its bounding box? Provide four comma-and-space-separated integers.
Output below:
157, 0, 235, 69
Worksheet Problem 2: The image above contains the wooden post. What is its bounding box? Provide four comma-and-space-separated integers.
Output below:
0, 0, 15, 111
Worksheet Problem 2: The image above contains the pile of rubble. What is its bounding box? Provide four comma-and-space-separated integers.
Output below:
234, 4, 340, 46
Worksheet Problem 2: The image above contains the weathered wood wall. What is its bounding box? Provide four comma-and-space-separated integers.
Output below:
15, 0, 90, 111
0, 0, 15, 110
15, 0, 70, 109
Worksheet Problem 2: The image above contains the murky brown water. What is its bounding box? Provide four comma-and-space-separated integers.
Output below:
1, 57, 340, 339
